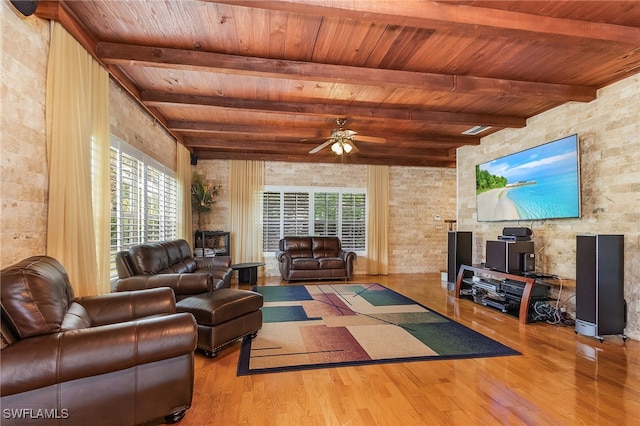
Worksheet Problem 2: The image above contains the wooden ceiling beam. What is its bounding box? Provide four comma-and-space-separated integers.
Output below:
143, 91, 526, 128
169, 120, 480, 145
184, 138, 458, 157
209, 0, 640, 45
97, 42, 596, 102
195, 150, 456, 168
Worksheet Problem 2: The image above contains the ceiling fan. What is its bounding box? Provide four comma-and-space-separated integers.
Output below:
305, 118, 386, 155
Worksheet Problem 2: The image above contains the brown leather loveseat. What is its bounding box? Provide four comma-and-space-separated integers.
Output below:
1, 256, 197, 425
277, 236, 357, 282
116, 239, 263, 357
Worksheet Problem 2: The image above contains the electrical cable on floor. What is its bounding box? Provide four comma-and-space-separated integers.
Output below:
530, 300, 575, 326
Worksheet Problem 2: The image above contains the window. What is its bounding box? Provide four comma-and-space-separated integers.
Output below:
108, 136, 177, 279
262, 187, 366, 252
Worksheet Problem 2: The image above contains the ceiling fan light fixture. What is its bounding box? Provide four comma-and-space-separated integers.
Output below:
331, 141, 343, 154
343, 142, 353, 153
462, 125, 492, 135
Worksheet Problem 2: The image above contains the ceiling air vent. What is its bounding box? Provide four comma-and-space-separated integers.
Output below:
462, 125, 492, 135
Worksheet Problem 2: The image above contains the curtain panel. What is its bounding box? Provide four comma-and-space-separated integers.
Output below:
229, 160, 264, 265
45, 23, 110, 296
366, 165, 389, 275
176, 144, 193, 243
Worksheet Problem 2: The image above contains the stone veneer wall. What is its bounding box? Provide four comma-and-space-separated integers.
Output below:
456, 74, 640, 340
110, 83, 177, 171
194, 161, 457, 278
1, 3, 50, 266
1, 4, 177, 267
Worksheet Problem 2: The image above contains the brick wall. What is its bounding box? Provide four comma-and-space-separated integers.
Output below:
457, 74, 640, 340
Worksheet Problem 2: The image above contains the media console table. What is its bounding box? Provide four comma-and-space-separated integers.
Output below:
455, 265, 537, 325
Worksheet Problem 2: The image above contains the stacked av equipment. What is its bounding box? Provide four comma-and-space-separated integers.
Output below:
497, 227, 533, 242
575, 234, 626, 342
485, 240, 534, 274
447, 231, 472, 290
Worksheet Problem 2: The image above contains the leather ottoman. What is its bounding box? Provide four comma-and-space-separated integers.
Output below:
176, 288, 263, 357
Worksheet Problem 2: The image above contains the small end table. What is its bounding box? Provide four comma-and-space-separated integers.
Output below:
231, 262, 265, 285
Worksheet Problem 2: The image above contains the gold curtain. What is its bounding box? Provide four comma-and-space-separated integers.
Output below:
229, 160, 264, 264
176, 144, 193, 244
45, 23, 110, 296
366, 165, 389, 275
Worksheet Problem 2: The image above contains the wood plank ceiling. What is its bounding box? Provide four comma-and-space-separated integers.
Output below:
35, 1, 640, 167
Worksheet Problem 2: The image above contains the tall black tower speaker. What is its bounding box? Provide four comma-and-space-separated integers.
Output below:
575, 234, 626, 342
447, 231, 472, 286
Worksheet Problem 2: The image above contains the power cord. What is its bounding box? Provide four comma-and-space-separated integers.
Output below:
530, 300, 575, 326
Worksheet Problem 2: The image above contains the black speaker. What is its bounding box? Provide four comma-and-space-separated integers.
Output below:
575, 234, 625, 341
10, 1, 38, 16
447, 231, 472, 286
502, 227, 532, 237
190, 153, 198, 165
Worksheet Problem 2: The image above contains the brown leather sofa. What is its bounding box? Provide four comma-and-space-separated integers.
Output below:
277, 236, 357, 282
1, 256, 197, 425
116, 238, 233, 291
116, 239, 263, 357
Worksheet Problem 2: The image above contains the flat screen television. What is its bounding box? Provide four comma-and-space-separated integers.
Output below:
476, 134, 580, 222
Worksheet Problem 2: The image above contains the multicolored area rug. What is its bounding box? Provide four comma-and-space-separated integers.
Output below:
237, 284, 520, 375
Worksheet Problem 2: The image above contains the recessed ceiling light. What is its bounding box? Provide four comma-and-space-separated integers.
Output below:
462, 125, 492, 135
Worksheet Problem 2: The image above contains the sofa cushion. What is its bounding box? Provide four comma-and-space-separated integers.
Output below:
162, 240, 184, 265
61, 302, 93, 331
129, 244, 169, 274
312, 237, 340, 258
318, 257, 345, 269
169, 260, 197, 274
0, 256, 74, 338
280, 236, 313, 258
291, 258, 319, 270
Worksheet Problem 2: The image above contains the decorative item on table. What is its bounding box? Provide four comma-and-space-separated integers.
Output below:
191, 171, 220, 229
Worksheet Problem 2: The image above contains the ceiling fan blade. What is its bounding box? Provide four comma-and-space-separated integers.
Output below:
309, 139, 334, 154
354, 135, 386, 144
301, 136, 330, 142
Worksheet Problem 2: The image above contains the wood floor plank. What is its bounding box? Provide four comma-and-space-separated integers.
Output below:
177, 273, 640, 425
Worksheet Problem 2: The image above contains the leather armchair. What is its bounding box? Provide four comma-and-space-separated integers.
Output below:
1, 256, 197, 425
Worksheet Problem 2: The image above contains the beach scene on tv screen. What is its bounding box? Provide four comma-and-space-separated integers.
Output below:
476, 135, 580, 222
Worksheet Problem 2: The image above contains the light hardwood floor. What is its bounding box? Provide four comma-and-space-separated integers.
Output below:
180, 274, 639, 425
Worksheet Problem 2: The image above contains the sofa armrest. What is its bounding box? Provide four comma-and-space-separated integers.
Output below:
276, 251, 290, 262
0, 313, 197, 397
338, 250, 357, 262
76, 287, 175, 326
116, 273, 215, 295
339, 250, 357, 278
276, 251, 292, 280
195, 256, 231, 269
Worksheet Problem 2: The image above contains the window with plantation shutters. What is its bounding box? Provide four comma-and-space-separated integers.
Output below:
106, 136, 177, 280
340, 193, 366, 251
314, 192, 339, 236
262, 191, 281, 251
262, 187, 366, 252
283, 192, 310, 237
